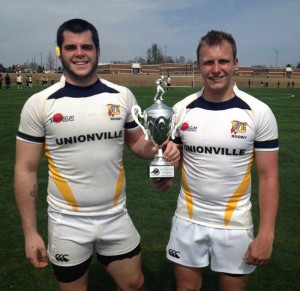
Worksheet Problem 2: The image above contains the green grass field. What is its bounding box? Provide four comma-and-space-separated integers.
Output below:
0, 84, 299, 290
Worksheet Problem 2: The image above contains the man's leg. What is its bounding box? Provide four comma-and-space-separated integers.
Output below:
218, 273, 249, 291
58, 270, 89, 291
174, 263, 204, 291
105, 252, 144, 291
52, 256, 92, 291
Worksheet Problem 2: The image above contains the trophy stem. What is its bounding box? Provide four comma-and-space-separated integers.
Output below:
151, 147, 170, 166
156, 147, 164, 158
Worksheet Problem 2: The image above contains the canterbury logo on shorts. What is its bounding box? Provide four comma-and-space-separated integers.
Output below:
55, 254, 69, 262
168, 249, 180, 258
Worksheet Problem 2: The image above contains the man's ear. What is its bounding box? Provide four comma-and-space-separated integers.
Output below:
234, 58, 239, 67
55, 46, 61, 57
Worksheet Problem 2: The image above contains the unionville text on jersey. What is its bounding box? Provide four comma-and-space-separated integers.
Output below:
184, 145, 246, 156
56, 130, 123, 145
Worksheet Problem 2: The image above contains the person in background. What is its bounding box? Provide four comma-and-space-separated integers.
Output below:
42, 75, 46, 86
5, 73, 11, 89
25, 75, 30, 87
154, 30, 279, 291
14, 18, 179, 291
166, 75, 172, 91
29, 75, 33, 87
16, 73, 23, 89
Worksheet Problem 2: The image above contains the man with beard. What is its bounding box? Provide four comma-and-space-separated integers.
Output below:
14, 18, 180, 291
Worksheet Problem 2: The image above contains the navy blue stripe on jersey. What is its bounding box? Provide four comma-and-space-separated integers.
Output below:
17, 131, 45, 143
48, 79, 120, 100
125, 120, 138, 129
254, 139, 279, 149
187, 96, 251, 111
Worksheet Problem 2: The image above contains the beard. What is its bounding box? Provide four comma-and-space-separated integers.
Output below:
60, 55, 99, 84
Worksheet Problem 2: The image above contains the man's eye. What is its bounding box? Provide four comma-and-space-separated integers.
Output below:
82, 45, 93, 50
220, 60, 230, 64
65, 46, 76, 51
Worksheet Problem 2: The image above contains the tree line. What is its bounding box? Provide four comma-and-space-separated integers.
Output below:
115, 43, 194, 65
1, 43, 299, 72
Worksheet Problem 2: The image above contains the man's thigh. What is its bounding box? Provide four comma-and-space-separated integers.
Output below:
106, 252, 144, 290
167, 217, 256, 274
166, 216, 210, 267
47, 212, 95, 267
48, 210, 140, 266
210, 227, 256, 275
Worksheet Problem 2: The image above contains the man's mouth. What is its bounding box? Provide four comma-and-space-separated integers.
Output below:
209, 76, 224, 81
73, 61, 88, 66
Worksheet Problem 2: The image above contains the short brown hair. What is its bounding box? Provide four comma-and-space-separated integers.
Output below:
57, 19, 100, 51
196, 30, 237, 63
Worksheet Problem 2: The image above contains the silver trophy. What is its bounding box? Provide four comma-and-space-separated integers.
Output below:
131, 82, 185, 178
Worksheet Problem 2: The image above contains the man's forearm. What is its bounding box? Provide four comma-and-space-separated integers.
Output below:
257, 178, 279, 238
14, 170, 39, 236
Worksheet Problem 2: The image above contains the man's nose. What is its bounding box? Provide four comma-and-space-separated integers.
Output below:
74, 47, 84, 56
212, 62, 220, 73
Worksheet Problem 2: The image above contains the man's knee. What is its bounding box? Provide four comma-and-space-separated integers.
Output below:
174, 264, 203, 291
219, 273, 249, 291
128, 272, 144, 291
100, 245, 144, 290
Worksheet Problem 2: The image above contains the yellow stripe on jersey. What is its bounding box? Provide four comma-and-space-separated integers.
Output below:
44, 144, 78, 212
181, 161, 193, 219
224, 153, 254, 226
114, 162, 125, 205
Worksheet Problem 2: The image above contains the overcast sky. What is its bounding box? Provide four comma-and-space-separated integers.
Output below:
1, 0, 299, 68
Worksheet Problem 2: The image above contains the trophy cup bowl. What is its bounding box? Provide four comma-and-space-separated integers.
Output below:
131, 99, 185, 178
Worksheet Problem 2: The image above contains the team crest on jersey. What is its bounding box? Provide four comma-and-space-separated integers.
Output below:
231, 120, 247, 134
107, 104, 121, 119
231, 120, 247, 139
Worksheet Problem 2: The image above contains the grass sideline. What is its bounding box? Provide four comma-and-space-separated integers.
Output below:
0, 84, 299, 290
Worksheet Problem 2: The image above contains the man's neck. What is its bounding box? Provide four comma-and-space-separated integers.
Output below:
202, 87, 235, 103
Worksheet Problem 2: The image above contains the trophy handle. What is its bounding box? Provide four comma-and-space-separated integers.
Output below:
131, 105, 149, 140
171, 105, 186, 140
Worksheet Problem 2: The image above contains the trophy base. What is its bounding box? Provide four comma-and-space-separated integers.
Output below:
149, 154, 175, 178
149, 164, 175, 178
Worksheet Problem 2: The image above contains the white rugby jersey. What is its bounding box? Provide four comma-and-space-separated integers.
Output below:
173, 84, 279, 229
17, 76, 139, 216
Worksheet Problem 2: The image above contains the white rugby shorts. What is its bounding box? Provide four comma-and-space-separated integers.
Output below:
47, 209, 140, 267
166, 216, 256, 274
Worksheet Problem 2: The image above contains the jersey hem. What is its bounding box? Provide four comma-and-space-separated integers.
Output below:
174, 214, 254, 230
